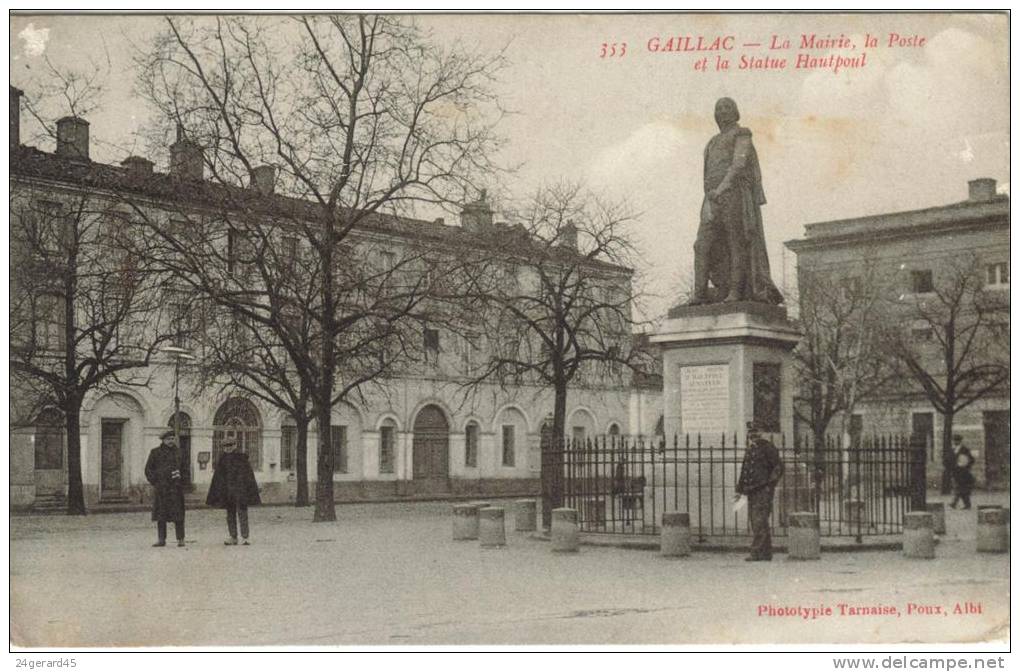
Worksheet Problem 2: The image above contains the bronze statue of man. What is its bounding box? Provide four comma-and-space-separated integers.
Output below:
689, 98, 783, 305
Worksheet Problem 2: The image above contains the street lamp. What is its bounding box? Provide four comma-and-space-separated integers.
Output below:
162, 345, 195, 486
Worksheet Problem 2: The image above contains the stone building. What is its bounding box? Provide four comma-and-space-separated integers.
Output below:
9, 88, 636, 510
786, 179, 1010, 489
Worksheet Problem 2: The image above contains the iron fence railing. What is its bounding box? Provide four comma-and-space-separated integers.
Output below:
543, 433, 924, 542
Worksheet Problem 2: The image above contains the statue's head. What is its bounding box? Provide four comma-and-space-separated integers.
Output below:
714, 97, 740, 129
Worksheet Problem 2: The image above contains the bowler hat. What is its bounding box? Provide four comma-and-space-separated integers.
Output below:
746, 421, 762, 434
220, 437, 238, 448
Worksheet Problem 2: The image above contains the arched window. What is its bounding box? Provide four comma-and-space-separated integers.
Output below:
379, 418, 396, 474
35, 408, 64, 470
464, 421, 479, 468
213, 397, 262, 469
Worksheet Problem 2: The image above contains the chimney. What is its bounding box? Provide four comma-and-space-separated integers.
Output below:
968, 178, 997, 202
558, 220, 578, 250
121, 155, 154, 178
251, 165, 276, 195
56, 116, 90, 160
10, 86, 22, 151
170, 124, 204, 180
459, 189, 494, 233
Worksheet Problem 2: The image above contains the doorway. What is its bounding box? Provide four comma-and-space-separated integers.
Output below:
412, 404, 450, 494
100, 419, 124, 497
983, 411, 1010, 490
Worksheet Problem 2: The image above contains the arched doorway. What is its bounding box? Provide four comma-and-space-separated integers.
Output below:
213, 397, 263, 470
167, 412, 192, 487
412, 404, 449, 493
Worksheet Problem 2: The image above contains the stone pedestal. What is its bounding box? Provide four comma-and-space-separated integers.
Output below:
515, 499, 537, 532
551, 508, 579, 553
926, 503, 947, 535
660, 511, 691, 557
903, 512, 935, 559
452, 503, 479, 540
976, 507, 1008, 553
651, 302, 801, 533
478, 507, 506, 548
788, 512, 821, 560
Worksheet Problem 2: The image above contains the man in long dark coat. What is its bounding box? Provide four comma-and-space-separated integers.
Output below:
950, 434, 976, 510
690, 97, 784, 305
206, 437, 261, 545
736, 421, 784, 561
145, 430, 186, 547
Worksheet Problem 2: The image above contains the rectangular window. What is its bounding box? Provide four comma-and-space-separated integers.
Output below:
572, 426, 587, 449
281, 236, 298, 268
910, 269, 934, 294
424, 327, 440, 364
331, 424, 348, 474
465, 423, 479, 468
986, 262, 1009, 288
34, 293, 66, 351
379, 425, 395, 474
501, 425, 515, 467
280, 425, 296, 472
34, 417, 64, 470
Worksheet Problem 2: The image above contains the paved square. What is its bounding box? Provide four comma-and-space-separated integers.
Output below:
10, 497, 1009, 646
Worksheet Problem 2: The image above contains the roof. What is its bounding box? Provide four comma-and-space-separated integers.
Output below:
10, 144, 633, 275
786, 194, 1009, 252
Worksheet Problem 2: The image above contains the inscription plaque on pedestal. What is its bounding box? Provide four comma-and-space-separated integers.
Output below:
679, 364, 730, 436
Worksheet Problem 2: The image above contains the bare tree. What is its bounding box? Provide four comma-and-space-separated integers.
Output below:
10, 178, 179, 514
460, 181, 647, 525
132, 15, 505, 521
880, 254, 1010, 493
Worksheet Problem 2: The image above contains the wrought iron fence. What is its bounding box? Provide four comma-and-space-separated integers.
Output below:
543, 433, 924, 542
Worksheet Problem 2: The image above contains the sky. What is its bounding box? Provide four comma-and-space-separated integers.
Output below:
9, 12, 1010, 321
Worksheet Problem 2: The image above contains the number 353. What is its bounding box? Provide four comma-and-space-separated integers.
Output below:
600, 42, 627, 58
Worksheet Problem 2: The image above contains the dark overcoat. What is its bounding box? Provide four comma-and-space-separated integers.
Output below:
206, 452, 262, 508
145, 444, 185, 522
953, 445, 976, 496
736, 436, 784, 495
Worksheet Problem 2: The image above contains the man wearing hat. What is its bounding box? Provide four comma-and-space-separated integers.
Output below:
735, 421, 784, 561
145, 430, 187, 547
206, 436, 261, 545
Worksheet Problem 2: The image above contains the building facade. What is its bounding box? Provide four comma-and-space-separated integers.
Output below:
786, 179, 1010, 489
9, 89, 637, 510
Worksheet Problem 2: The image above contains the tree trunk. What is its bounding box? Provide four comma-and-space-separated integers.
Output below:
940, 410, 955, 495
64, 396, 87, 515
314, 400, 336, 521
295, 416, 310, 507
811, 425, 827, 512
541, 382, 568, 528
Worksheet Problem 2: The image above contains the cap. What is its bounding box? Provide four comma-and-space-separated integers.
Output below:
160, 430, 176, 440
952, 434, 963, 442
220, 437, 237, 448
746, 421, 762, 434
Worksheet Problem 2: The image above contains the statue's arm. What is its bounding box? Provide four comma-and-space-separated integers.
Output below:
712, 129, 753, 198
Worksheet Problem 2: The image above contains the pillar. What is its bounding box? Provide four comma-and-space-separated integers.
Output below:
551, 507, 579, 553
660, 511, 691, 557
903, 512, 935, 559
788, 512, 820, 560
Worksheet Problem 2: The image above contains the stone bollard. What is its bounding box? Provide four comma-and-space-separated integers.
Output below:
903, 512, 935, 559
788, 512, 821, 560
478, 507, 506, 548
452, 503, 479, 541
976, 507, 1009, 553
551, 507, 579, 553
660, 512, 691, 557
515, 499, 537, 532
926, 503, 946, 535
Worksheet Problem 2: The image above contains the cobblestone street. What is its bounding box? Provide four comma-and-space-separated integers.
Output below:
10, 495, 1010, 647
